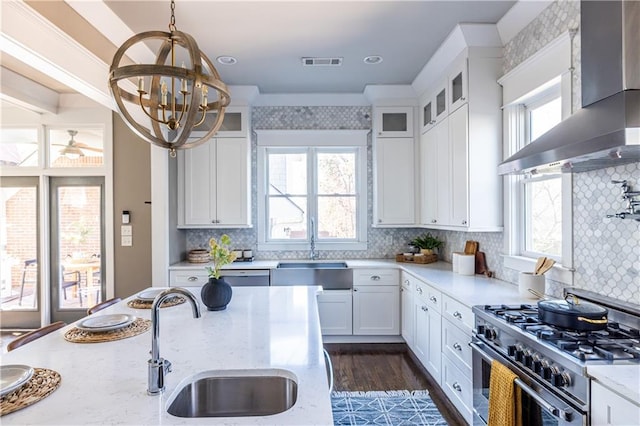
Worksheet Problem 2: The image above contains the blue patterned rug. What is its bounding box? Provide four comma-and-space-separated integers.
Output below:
331, 390, 448, 425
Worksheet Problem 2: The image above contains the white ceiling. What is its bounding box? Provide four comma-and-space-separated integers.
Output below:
6, 0, 516, 97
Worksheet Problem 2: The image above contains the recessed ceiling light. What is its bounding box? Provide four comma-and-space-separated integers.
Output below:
363, 55, 383, 65
217, 56, 237, 65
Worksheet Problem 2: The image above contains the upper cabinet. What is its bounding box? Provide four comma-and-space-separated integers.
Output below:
372, 106, 417, 226
421, 82, 448, 134
190, 106, 250, 138
374, 106, 414, 138
419, 49, 502, 232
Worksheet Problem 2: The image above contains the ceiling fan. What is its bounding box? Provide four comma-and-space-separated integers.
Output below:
55, 130, 103, 159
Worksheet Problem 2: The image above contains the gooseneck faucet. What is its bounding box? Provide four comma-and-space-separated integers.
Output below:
147, 288, 201, 395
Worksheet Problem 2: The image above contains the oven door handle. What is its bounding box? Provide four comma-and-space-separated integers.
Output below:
470, 342, 574, 422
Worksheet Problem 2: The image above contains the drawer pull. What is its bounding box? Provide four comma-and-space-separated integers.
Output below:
453, 342, 462, 351
452, 382, 462, 392
421, 305, 428, 312
417, 287, 423, 295
429, 296, 437, 303
187, 276, 199, 282
370, 275, 381, 281
453, 311, 463, 320
404, 279, 410, 285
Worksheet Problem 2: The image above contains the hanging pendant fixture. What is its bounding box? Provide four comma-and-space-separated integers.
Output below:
108, 0, 231, 157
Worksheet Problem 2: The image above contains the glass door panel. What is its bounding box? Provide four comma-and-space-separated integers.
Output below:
50, 177, 104, 323
0, 177, 40, 329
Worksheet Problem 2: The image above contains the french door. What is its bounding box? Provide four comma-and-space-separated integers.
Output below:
0, 177, 41, 328
50, 177, 105, 323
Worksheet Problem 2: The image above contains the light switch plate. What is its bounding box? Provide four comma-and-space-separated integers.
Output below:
122, 235, 132, 246
121, 225, 132, 236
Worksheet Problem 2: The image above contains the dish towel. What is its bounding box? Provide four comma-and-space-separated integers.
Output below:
488, 359, 522, 426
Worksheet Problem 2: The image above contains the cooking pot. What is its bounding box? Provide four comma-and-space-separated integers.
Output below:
538, 295, 608, 331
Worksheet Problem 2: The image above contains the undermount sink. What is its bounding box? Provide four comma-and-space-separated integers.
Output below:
271, 262, 352, 290
276, 261, 348, 269
167, 370, 298, 418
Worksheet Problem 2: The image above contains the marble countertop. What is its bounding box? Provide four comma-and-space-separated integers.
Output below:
1, 286, 333, 425
587, 364, 640, 405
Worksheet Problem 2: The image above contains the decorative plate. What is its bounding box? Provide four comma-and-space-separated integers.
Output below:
1, 365, 34, 396
76, 314, 136, 332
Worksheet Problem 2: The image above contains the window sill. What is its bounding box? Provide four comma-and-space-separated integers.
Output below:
502, 255, 573, 285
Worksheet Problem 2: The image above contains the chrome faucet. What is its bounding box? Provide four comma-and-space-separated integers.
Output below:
147, 288, 201, 395
309, 218, 318, 260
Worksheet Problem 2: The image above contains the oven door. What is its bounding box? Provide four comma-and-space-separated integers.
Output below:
470, 340, 586, 426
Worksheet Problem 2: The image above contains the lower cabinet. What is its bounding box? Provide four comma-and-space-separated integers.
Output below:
169, 269, 208, 286
413, 291, 441, 383
353, 285, 400, 335
400, 273, 415, 346
441, 355, 473, 424
591, 381, 640, 426
317, 290, 353, 335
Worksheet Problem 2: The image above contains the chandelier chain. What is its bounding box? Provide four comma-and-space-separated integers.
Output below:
169, 0, 176, 31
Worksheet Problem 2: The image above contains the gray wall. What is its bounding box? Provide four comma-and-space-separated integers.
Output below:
112, 113, 152, 297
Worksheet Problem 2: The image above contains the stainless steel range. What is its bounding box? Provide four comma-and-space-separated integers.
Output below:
471, 288, 640, 425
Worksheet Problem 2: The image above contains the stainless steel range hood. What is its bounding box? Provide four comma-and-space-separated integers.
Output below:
498, 0, 640, 175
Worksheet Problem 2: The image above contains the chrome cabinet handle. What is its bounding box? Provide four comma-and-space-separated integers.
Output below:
452, 382, 462, 392
353, 288, 358, 292
187, 276, 199, 282
429, 296, 437, 303
404, 279, 410, 285
453, 342, 462, 351
370, 275, 380, 281
431, 219, 437, 223
453, 311, 462, 320
417, 287, 423, 295
462, 220, 467, 225
421, 305, 428, 312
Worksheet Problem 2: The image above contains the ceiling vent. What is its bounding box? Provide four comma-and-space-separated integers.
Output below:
301, 57, 343, 66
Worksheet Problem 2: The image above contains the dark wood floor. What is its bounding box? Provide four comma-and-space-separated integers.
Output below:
325, 343, 466, 426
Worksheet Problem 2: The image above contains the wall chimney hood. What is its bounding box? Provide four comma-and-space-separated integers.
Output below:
498, 1, 640, 175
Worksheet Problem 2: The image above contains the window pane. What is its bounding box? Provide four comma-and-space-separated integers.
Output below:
525, 178, 562, 256
49, 129, 104, 168
268, 196, 307, 239
0, 128, 38, 167
318, 196, 356, 239
317, 152, 356, 194
268, 152, 307, 195
529, 97, 561, 141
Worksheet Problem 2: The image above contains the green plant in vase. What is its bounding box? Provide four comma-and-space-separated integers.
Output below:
410, 233, 444, 255
202, 234, 237, 311
205, 234, 238, 279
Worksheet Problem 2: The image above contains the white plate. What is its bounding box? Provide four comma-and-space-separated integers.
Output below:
136, 289, 165, 301
1, 365, 34, 396
76, 314, 136, 332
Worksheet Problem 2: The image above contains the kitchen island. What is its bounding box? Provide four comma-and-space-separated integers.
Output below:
1, 286, 333, 425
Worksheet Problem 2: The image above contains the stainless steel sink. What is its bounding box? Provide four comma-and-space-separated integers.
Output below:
167, 370, 298, 418
271, 262, 352, 290
277, 261, 348, 269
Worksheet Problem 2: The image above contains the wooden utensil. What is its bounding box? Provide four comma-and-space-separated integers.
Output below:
533, 257, 546, 275
474, 251, 493, 277
464, 240, 478, 255
537, 258, 556, 275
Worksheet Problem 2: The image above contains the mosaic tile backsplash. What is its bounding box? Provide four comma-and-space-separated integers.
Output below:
182, 0, 639, 304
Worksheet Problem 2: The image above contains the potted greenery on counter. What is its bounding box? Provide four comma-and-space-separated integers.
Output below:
410, 233, 444, 255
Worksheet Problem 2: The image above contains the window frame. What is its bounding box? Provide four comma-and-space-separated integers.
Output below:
256, 130, 368, 251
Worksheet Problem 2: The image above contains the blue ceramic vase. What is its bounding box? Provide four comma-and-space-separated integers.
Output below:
201, 277, 232, 311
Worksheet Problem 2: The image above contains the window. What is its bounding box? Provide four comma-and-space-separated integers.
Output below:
0, 127, 39, 167
257, 130, 367, 251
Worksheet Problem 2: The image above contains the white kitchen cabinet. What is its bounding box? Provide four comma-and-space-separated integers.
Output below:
413, 292, 441, 383
178, 136, 251, 228
373, 137, 416, 226
317, 290, 353, 335
442, 294, 474, 335
169, 269, 209, 286
420, 82, 448, 134
196, 106, 250, 138
353, 281, 400, 335
591, 381, 640, 426
442, 354, 473, 424
418, 50, 502, 232
442, 318, 472, 373
374, 106, 414, 138
400, 272, 415, 347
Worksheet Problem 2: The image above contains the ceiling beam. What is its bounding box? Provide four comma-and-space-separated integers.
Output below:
0, 66, 59, 114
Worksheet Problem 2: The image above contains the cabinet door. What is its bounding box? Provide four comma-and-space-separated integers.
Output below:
317, 290, 353, 335
420, 128, 438, 225
215, 137, 250, 226
421, 99, 434, 134
374, 138, 415, 225
449, 58, 468, 113
374, 107, 414, 138
591, 381, 640, 426
401, 286, 414, 346
413, 299, 441, 382
434, 84, 448, 125
183, 141, 215, 225
169, 269, 209, 287
434, 118, 451, 225
449, 105, 469, 227
353, 285, 399, 335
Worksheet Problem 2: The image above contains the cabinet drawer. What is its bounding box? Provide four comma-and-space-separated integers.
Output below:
443, 318, 472, 373
353, 268, 399, 286
441, 355, 472, 425
442, 294, 473, 334
414, 280, 441, 312
169, 270, 209, 286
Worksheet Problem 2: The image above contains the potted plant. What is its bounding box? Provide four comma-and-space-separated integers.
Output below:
201, 234, 237, 311
410, 233, 444, 255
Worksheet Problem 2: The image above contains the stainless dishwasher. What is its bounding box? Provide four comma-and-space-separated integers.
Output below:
219, 269, 270, 286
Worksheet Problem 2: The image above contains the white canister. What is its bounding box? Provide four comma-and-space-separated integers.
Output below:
451, 252, 463, 273
458, 254, 476, 276
519, 272, 545, 299
242, 249, 253, 258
